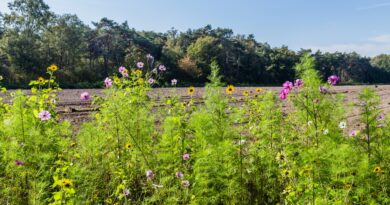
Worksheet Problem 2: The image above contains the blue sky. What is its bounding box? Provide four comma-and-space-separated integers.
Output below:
1, 0, 390, 56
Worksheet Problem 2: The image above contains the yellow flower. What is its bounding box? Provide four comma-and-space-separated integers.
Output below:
47, 64, 58, 72
137, 78, 144, 85
181, 101, 188, 108
59, 178, 73, 188
226, 85, 235, 94
125, 143, 132, 149
373, 166, 382, 173
132, 69, 142, 76
256, 87, 262, 93
242, 90, 249, 96
187, 87, 195, 95
282, 169, 292, 178
276, 152, 287, 163
113, 77, 121, 85
37, 77, 45, 84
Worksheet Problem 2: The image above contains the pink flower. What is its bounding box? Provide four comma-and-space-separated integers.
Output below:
80, 92, 90, 101
158, 65, 166, 71
118, 66, 126, 73
181, 180, 190, 188
148, 78, 155, 84
175, 171, 184, 178
349, 130, 359, 137
294, 79, 303, 88
146, 170, 155, 179
279, 88, 289, 100
183, 153, 190, 161
38, 110, 51, 121
123, 189, 130, 196
327, 75, 339, 85
137, 62, 144, 69
104, 77, 113, 88
15, 160, 24, 166
319, 86, 327, 94
283, 81, 293, 91
171, 79, 178, 86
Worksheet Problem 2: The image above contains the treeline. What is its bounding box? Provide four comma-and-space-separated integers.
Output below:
1, 0, 390, 88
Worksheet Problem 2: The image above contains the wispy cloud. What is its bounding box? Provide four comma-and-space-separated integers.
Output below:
369, 34, 390, 43
356, 2, 390, 11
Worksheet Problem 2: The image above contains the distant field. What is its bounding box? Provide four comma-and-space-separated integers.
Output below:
4, 85, 390, 130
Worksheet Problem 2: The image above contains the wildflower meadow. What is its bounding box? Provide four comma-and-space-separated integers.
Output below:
0, 54, 389, 204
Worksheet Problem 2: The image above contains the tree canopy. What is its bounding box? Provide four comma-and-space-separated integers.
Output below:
0, 0, 389, 88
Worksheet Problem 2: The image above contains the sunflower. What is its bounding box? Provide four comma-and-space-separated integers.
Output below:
282, 169, 292, 178
242, 90, 249, 96
37, 77, 45, 85
187, 87, 195, 95
47, 64, 58, 72
226, 85, 235, 94
125, 143, 132, 149
373, 166, 382, 173
181, 101, 188, 108
256, 87, 262, 93
59, 178, 73, 188
276, 152, 287, 163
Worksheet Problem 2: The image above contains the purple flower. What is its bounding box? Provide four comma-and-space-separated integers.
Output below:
181, 180, 190, 188
38, 110, 51, 121
148, 78, 155, 84
146, 54, 154, 61
319, 86, 327, 94
294, 79, 303, 88
377, 113, 385, 121
123, 189, 130, 196
80, 92, 90, 101
118, 66, 126, 73
104, 77, 113, 88
171, 79, 178, 86
183, 153, 190, 161
158, 65, 166, 71
137, 62, 144, 69
349, 130, 359, 137
15, 160, 24, 166
146, 170, 155, 179
327, 75, 339, 85
175, 171, 184, 178
283, 81, 293, 91
279, 88, 289, 100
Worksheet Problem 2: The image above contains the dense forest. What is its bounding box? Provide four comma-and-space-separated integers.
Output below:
1, 0, 390, 88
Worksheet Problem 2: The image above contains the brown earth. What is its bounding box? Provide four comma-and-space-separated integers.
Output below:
4, 85, 390, 131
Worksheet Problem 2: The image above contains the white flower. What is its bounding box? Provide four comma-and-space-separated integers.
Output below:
323, 129, 329, 135
339, 121, 347, 129
307, 121, 313, 126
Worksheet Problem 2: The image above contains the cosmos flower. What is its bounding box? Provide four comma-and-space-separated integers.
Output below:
80, 92, 90, 101
319, 86, 327, 94
38, 110, 51, 121
226, 85, 235, 94
181, 180, 190, 188
349, 130, 359, 137
279, 88, 289, 100
182, 153, 190, 161
339, 121, 347, 129
377, 113, 385, 121
327, 75, 339, 85
123, 189, 130, 196
171, 79, 178, 86
294, 79, 303, 88
158, 65, 166, 71
148, 78, 155, 84
282, 81, 293, 91
175, 171, 184, 178
323, 129, 329, 135
15, 160, 24, 166
146, 54, 154, 61
146, 170, 155, 179
118, 66, 126, 73
104, 77, 113, 88
152, 68, 158, 74
137, 62, 144, 69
